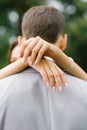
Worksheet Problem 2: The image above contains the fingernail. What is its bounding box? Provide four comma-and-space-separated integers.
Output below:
22, 58, 25, 63
65, 82, 68, 87
59, 86, 62, 91
46, 82, 49, 86
53, 86, 56, 90
18, 53, 20, 58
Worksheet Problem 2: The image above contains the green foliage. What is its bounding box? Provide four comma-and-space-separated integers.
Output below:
0, 0, 46, 68
59, 0, 87, 72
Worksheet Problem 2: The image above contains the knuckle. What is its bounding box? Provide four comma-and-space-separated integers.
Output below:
60, 71, 64, 76
31, 37, 34, 40
25, 46, 30, 52
49, 73, 54, 78
29, 37, 34, 41
26, 46, 30, 50
39, 50, 43, 55
55, 73, 59, 78
43, 72, 46, 77
36, 36, 40, 40
23, 41, 28, 46
21, 43, 26, 48
32, 49, 37, 53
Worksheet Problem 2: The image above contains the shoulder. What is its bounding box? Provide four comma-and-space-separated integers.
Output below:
0, 67, 40, 88
65, 72, 87, 86
0, 67, 43, 106
64, 73, 87, 98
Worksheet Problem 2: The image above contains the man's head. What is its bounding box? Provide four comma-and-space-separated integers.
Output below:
22, 6, 66, 45
18, 5, 67, 51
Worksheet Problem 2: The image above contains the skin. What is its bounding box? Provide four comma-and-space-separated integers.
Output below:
0, 43, 67, 91
18, 35, 87, 81
0, 35, 86, 91
11, 43, 67, 90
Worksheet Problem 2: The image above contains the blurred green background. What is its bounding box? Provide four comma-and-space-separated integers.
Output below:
0, 0, 87, 72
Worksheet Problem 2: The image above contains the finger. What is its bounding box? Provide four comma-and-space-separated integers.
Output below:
40, 68, 49, 85
32, 61, 49, 85
18, 41, 28, 58
19, 37, 34, 58
45, 65, 55, 89
54, 64, 68, 87
49, 64, 62, 90
35, 43, 48, 64
30, 40, 43, 64
22, 38, 39, 62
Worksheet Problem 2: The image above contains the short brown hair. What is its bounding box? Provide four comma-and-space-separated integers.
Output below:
22, 5, 65, 44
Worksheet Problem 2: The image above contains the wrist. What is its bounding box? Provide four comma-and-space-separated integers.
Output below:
45, 44, 58, 58
63, 57, 74, 72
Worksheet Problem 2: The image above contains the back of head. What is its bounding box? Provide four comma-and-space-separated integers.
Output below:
22, 5, 65, 44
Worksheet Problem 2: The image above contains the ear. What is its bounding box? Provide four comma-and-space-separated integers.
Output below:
59, 34, 67, 51
18, 35, 25, 46
61, 34, 67, 50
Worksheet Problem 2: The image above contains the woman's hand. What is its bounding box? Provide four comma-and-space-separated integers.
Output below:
31, 58, 67, 90
18, 36, 56, 65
